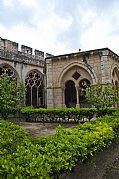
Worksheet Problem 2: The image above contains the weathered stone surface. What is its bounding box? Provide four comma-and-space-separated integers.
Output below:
0, 37, 119, 108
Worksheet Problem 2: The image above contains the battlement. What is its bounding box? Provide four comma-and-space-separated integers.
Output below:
0, 37, 45, 58
0, 37, 46, 66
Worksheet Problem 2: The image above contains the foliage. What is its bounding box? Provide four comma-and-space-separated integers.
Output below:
1, 114, 119, 178
86, 83, 119, 110
97, 111, 119, 133
19, 106, 117, 121
0, 119, 30, 155
20, 107, 97, 122
0, 75, 24, 119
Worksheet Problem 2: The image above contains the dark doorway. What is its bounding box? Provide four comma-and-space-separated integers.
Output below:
65, 80, 76, 107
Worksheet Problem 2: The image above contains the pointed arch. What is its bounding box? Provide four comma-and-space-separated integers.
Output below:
111, 63, 119, 83
58, 62, 97, 87
25, 69, 44, 107
0, 63, 19, 80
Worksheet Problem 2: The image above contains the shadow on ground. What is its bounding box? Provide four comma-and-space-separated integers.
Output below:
59, 138, 119, 179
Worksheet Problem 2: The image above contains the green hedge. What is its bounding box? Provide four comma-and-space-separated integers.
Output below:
0, 119, 30, 155
19, 107, 117, 122
0, 113, 119, 178
20, 107, 97, 116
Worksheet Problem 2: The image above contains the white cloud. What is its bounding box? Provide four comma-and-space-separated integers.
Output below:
80, 18, 110, 50
1, 0, 119, 55
0, 0, 73, 55
0, 18, 72, 55
78, 1, 119, 54
3, 0, 15, 8
77, 5, 97, 27
18, 0, 39, 8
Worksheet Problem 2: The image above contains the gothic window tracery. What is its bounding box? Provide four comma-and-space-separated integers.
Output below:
0, 65, 15, 78
25, 70, 44, 107
79, 79, 91, 107
79, 79, 90, 89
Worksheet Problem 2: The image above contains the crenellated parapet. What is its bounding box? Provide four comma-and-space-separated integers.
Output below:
0, 37, 45, 67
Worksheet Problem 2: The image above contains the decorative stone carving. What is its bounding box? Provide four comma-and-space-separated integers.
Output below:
72, 71, 81, 80
25, 70, 44, 107
0, 65, 15, 78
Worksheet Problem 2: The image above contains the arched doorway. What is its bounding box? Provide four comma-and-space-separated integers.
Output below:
112, 67, 119, 107
65, 80, 76, 107
25, 70, 44, 107
112, 67, 119, 83
59, 64, 94, 108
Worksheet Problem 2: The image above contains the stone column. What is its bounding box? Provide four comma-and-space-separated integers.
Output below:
100, 50, 111, 84
46, 58, 54, 108
76, 86, 80, 108
47, 88, 54, 108
62, 86, 66, 108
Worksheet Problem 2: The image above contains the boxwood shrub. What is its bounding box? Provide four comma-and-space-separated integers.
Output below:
0, 113, 119, 178
19, 107, 117, 122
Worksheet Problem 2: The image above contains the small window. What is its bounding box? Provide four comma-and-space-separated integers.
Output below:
72, 72, 81, 80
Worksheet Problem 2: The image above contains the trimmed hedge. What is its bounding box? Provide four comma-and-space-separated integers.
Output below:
0, 119, 30, 155
19, 107, 117, 122
0, 113, 119, 178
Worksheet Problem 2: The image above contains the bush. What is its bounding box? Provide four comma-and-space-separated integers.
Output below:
0, 120, 30, 155
86, 83, 119, 110
19, 107, 117, 122
20, 107, 97, 122
0, 75, 24, 119
1, 115, 119, 178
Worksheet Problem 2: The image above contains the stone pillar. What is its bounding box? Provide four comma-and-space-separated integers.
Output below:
76, 86, 80, 108
46, 58, 54, 108
54, 87, 63, 108
100, 50, 111, 84
62, 86, 66, 108
47, 88, 54, 108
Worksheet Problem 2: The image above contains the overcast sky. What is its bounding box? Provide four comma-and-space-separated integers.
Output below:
0, 0, 119, 55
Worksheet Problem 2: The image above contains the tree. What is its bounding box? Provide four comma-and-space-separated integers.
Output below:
0, 75, 24, 119
86, 83, 119, 110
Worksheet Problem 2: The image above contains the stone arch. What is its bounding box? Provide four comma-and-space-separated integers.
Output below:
58, 62, 95, 108
111, 64, 119, 83
111, 64, 119, 107
0, 63, 19, 80
25, 69, 44, 107
58, 62, 97, 87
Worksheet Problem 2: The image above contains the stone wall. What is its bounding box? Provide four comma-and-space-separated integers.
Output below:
46, 48, 119, 108
0, 37, 46, 107
0, 38, 45, 83
0, 36, 119, 108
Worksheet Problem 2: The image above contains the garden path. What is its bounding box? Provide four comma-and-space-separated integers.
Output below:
60, 138, 119, 179
19, 122, 77, 137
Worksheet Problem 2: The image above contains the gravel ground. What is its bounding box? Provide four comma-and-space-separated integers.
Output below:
19, 122, 77, 137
